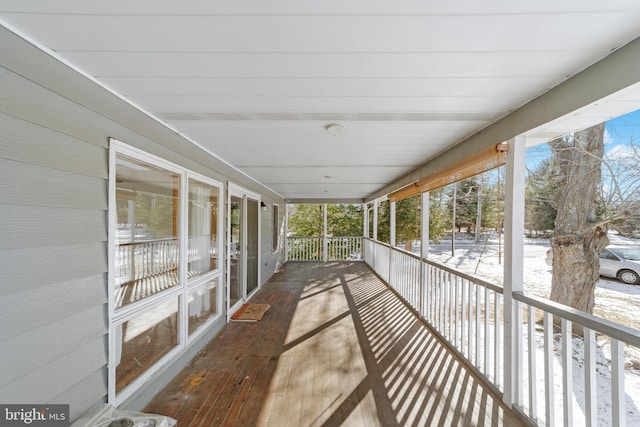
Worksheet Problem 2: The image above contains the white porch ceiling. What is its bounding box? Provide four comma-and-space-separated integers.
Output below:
2, 1, 640, 202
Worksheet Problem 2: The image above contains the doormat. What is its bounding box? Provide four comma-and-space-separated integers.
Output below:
231, 303, 270, 322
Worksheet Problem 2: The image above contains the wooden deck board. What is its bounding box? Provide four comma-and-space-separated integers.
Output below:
144, 262, 526, 426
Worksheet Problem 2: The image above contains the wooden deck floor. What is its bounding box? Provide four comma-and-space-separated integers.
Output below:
144, 262, 526, 427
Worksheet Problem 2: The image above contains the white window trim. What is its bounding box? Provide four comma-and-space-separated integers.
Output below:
185, 170, 225, 343
108, 139, 225, 404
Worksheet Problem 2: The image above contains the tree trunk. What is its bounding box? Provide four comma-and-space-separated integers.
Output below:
549, 123, 608, 317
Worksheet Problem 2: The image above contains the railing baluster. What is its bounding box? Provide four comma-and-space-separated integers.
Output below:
485, 286, 490, 375
461, 277, 466, 356
611, 338, 625, 427
562, 318, 573, 427
544, 311, 555, 427
454, 275, 459, 350
515, 300, 523, 406
495, 293, 501, 389
585, 327, 596, 427
475, 283, 481, 366
468, 278, 473, 362
444, 273, 451, 341
528, 304, 537, 421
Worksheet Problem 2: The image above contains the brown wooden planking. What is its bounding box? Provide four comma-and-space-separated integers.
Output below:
144, 262, 526, 427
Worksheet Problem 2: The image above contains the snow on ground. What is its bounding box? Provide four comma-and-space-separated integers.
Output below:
407, 233, 640, 425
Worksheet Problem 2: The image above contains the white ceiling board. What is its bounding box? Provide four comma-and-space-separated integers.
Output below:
62, 51, 599, 79
2, 1, 640, 201
3, 14, 638, 53
3, 0, 640, 15
100, 77, 552, 98
136, 95, 512, 114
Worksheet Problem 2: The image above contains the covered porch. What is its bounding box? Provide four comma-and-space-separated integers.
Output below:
2, 3, 640, 426
144, 261, 525, 426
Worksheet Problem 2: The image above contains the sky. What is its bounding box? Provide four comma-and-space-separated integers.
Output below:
526, 108, 640, 169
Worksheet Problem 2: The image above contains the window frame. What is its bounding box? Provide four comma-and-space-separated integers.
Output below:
108, 139, 224, 404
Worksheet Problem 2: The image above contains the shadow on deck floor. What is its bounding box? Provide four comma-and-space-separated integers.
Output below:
144, 262, 526, 427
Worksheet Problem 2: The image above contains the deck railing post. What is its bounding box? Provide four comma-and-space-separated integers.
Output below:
285, 204, 289, 261
503, 136, 526, 408
389, 201, 396, 287
323, 203, 328, 262
421, 191, 430, 317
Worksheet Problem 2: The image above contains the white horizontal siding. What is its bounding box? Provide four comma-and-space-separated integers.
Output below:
0, 305, 106, 387
0, 336, 107, 403
0, 54, 109, 415
0, 158, 107, 209
0, 205, 107, 250
0, 243, 107, 296
0, 273, 107, 342
52, 370, 107, 421
0, 111, 108, 178
0, 66, 112, 148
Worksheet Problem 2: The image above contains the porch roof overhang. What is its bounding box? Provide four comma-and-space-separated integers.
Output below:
2, 1, 640, 204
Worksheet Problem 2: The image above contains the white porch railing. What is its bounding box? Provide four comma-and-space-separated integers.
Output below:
287, 236, 363, 261
363, 237, 640, 427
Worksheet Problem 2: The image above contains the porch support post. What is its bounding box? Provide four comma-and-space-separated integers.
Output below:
323, 203, 328, 262
420, 191, 430, 317
390, 201, 396, 247
421, 192, 430, 260
285, 203, 289, 262
503, 136, 526, 408
373, 199, 379, 241
389, 200, 397, 288
364, 203, 370, 238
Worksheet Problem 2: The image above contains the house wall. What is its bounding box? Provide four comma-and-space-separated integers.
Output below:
0, 27, 285, 421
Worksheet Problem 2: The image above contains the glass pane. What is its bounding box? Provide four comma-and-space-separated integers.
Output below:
229, 196, 243, 307
115, 154, 180, 309
188, 279, 219, 335
116, 297, 179, 394
188, 179, 219, 279
272, 204, 279, 252
247, 199, 259, 295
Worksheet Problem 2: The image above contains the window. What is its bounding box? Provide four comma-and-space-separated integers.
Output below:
109, 141, 223, 403
188, 178, 219, 279
114, 153, 180, 309
272, 204, 279, 252
115, 297, 179, 394
188, 278, 218, 336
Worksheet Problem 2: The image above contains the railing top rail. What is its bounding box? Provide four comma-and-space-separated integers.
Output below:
367, 237, 504, 294
422, 256, 504, 294
514, 291, 640, 348
117, 237, 179, 247
290, 236, 362, 239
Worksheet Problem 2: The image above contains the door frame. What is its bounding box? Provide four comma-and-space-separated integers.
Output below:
227, 183, 261, 319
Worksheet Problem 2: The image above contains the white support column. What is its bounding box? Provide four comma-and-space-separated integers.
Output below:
390, 201, 397, 247
323, 203, 328, 262
421, 191, 430, 317
503, 136, 526, 408
421, 192, 430, 259
285, 203, 289, 262
373, 199, 379, 241
364, 203, 370, 239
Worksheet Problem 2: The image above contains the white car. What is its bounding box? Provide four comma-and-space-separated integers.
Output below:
545, 245, 640, 285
